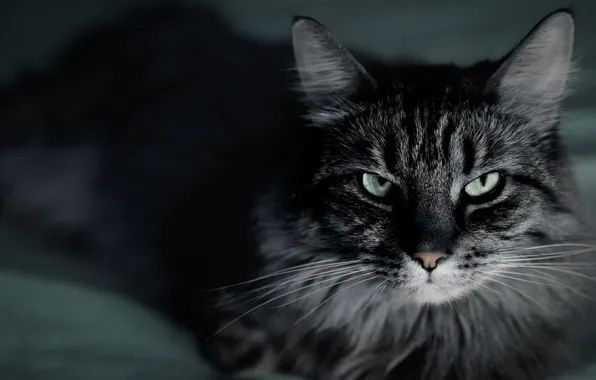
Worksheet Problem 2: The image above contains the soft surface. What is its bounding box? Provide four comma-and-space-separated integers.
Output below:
1, 0, 596, 379
0, 225, 214, 380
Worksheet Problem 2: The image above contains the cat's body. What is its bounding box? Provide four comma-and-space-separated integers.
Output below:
0, 3, 301, 307
0, 3, 595, 380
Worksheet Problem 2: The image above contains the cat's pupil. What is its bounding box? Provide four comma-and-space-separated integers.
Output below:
479, 175, 487, 187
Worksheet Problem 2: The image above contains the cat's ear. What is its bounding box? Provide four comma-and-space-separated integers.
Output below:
291, 16, 376, 105
485, 10, 575, 124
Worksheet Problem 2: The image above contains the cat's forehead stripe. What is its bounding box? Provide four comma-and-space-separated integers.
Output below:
393, 102, 470, 173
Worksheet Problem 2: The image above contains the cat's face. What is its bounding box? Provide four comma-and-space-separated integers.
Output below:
299, 99, 568, 305
257, 11, 581, 306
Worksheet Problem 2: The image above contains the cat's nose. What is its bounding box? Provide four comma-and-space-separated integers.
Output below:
412, 251, 447, 272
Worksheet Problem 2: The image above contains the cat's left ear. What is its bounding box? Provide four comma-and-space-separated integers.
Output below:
291, 16, 376, 106
485, 10, 576, 124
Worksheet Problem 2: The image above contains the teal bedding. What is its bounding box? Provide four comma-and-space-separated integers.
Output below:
1, 0, 595, 379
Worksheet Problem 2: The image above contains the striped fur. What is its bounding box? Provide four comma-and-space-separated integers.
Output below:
206, 9, 596, 380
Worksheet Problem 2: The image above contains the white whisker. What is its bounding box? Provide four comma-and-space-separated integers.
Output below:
499, 265, 596, 283
291, 275, 379, 326
208, 270, 368, 338
480, 275, 549, 311
253, 265, 360, 298
487, 271, 568, 287
391, 292, 413, 312
217, 266, 359, 308
501, 262, 596, 267
471, 279, 503, 298
497, 243, 595, 254
499, 248, 595, 262
206, 259, 358, 291
273, 271, 373, 309
493, 269, 575, 282
526, 268, 596, 304
363, 280, 385, 311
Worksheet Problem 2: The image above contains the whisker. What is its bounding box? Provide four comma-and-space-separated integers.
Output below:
501, 246, 594, 256
363, 280, 384, 311
479, 275, 549, 311
372, 280, 391, 315
496, 243, 596, 254
263, 265, 361, 291
252, 268, 363, 306
499, 265, 596, 283
471, 279, 503, 299
500, 252, 589, 261
499, 264, 596, 271
471, 279, 516, 311
499, 249, 595, 262
291, 275, 379, 326
206, 259, 359, 291
487, 271, 569, 287
211, 266, 359, 308
272, 271, 373, 309
493, 268, 576, 282
208, 270, 372, 339
526, 268, 596, 304
501, 262, 596, 267
391, 292, 413, 312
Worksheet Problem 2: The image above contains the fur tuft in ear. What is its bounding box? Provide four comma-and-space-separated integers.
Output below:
291, 16, 375, 107
486, 10, 576, 124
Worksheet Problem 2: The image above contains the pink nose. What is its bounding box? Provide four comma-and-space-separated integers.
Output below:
412, 251, 447, 272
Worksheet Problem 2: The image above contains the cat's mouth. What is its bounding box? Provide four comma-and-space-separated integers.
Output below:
403, 259, 473, 304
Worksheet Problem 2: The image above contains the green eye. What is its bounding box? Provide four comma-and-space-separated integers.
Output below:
464, 172, 502, 198
361, 173, 393, 198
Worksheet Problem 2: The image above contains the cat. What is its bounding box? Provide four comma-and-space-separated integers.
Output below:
203, 9, 596, 380
0, 3, 595, 380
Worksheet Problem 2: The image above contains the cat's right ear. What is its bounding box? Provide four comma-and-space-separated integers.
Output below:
291, 16, 376, 106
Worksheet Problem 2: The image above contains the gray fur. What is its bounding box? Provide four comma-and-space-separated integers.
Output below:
486, 12, 576, 126
292, 17, 376, 106
210, 10, 596, 380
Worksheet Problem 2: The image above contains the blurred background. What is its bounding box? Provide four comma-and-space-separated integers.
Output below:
0, 0, 594, 379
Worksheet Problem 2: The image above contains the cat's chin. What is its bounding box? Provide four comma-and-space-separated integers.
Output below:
410, 282, 473, 305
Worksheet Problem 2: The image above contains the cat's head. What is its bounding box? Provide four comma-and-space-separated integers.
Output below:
256, 10, 587, 307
